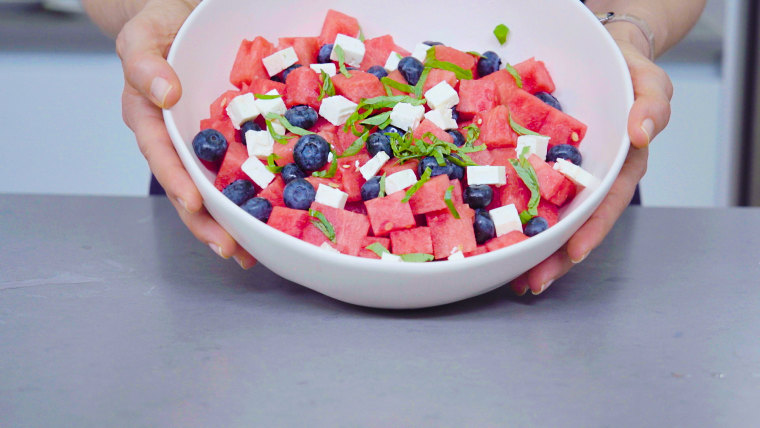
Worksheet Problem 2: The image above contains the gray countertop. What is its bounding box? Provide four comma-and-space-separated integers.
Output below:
1, 194, 759, 427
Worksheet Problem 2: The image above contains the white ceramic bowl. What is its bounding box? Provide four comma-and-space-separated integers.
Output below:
164, 0, 633, 309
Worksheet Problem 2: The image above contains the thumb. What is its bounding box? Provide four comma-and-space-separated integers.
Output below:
115, 0, 198, 109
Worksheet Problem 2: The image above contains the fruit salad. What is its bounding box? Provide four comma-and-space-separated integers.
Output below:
192, 9, 598, 262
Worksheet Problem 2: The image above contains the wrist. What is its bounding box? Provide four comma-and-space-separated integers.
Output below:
598, 13, 656, 60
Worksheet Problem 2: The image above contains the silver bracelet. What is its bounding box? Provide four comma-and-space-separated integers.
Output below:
597, 12, 656, 61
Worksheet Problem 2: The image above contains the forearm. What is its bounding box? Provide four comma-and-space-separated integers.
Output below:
585, 0, 707, 58
82, 0, 149, 38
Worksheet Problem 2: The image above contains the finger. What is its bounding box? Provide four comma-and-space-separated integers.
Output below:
115, 0, 198, 108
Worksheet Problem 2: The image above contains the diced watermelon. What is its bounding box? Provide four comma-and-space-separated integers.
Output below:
426, 204, 477, 259
473, 105, 518, 148
464, 246, 488, 257
305, 176, 342, 191
267, 206, 310, 238
538, 107, 587, 147
487, 148, 518, 166
258, 175, 286, 207
364, 190, 416, 236
358, 236, 390, 259
390, 226, 434, 255
301, 202, 370, 256
277, 36, 319, 66
318, 9, 360, 46
500, 163, 531, 212
380, 158, 418, 176
384, 70, 411, 96
514, 57, 556, 94
360, 35, 410, 71
209, 89, 242, 121
412, 119, 454, 145
467, 149, 494, 166
536, 199, 560, 227
458, 79, 499, 118
422, 69, 459, 94
408, 174, 450, 215
313, 118, 338, 134
200, 117, 239, 147
230, 36, 275, 88
213, 141, 250, 191
448, 179, 464, 205
337, 153, 370, 202
527, 154, 576, 206
479, 69, 520, 105
506, 88, 550, 133
243, 78, 287, 96
284, 66, 322, 110
429, 45, 477, 76
272, 135, 298, 166
345, 200, 368, 216
485, 230, 529, 252
333, 126, 364, 155
332, 71, 385, 104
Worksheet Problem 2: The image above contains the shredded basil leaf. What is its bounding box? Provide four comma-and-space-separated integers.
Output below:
266, 119, 294, 145
360, 111, 392, 127
381, 76, 415, 95
401, 167, 432, 203
334, 45, 352, 78
378, 173, 387, 198
493, 23, 510, 45
254, 93, 282, 100
444, 185, 460, 219
467, 51, 482, 58
312, 150, 338, 178
318, 70, 336, 101
309, 209, 336, 242
266, 153, 283, 173
508, 112, 548, 137
339, 130, 369, 158
424, 47, 473, 80
505, 63, 523, 88
400, 253, 434, 263
366, 242, 390, 257
508, 154, 540, 217
265, 113, 315, 136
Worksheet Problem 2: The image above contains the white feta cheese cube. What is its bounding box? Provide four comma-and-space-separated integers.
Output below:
384, 169, 418, 195
254, 90, 287, 117
315, 183, 349, 209
467, 165, 506, 186
330, 34, 365, 67
246, 130, 275, 158
269, 119, 286, 136
448, 249, 465, 261
381, 252, 402, 262
310, 63, 337, 77
390, 102, 425, 131
241, 157, 275, 189
384, 51, 402, 72
225, 93, 260, 130
424, 81, 459, 110
262, 47, 298, 77
424, 108, 458, 130
489, 204, 522, 237
553, 158, 599, 189
359, 151, 391, 180
411, 42, 434, 62
319, 95, 358, 126
516, 135, 550, 160
320, 242, 340, 253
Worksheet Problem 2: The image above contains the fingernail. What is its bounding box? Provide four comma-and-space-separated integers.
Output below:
511, 282, 529, 297
640, 118, 655, 146
150, 77, 172, 108
177, 197, 190, 214
532, 279, 554, 296
209, 243, 227, 259
571, 250, 590, 264
234, 255, 255, 270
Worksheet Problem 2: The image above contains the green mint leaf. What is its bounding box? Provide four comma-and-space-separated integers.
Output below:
508, 157, 540, 217
266, 119, 294, 145
508, 111, 548, 137
401, 167, 432, 203
493, 23, 510, 45
312, 150, 338, 178
358, 26, 365, 42
467, 51, 482, 57
412, 66, 432, 98
309, 209, 336, 242
444, 185, 460, 219
265, 113, 315, 136
400, 253, 434, 263
339, 130, 369, 158
318, 70, 336, 101
266, 153, 283, 173
360, 111, 392, 127
334, 45, 352, 78
366, 242, 390, 257
254, 93, 283, 100
425, 59, 473, 80
381, 76, 415, 95
362, 95, 426, 108
519, 210, 533, 224
504, 63, 523, 88
462, 123, 481, 146
378, 173, 387, 198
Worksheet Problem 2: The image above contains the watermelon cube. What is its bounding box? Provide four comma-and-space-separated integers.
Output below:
429, 45, 477, 76
244, 78, 287, 96
213, 141, 250, 191
337, 153, 370, 202
267, 206, 310, 238
209, 89, 242, 121
364, 190, 416, 236
257, 175, 286, 207
358, 236, 390, 259
500, 163, 531, 212
506, 89, 550, 133
408, 174, 450, 215
380, 158, 418, 176
536, 199, 560, 227
332, 71, 386, 104
360, 35, 411, 71
426, 204, 477, 259
412, 118, 454, 145
448, 179, 464, 205
514, 57, 556, 94
390, 226, 434, 255
284, 66, 322, 110
485, 230, 529, 252
487, 148, 518, 167
301, 202, 370, 256
458, 79, 499, 118
318, 9, 361, 45
230, 36, 275, 89
527, 154, 576, 206
538, 107, 588, 147
421, 68, 459, 95
277, 36, 319, 66
479, 69, 519, 105
473, 105, 518, 148
272, 135, 298, 166
384, 69, 411, 96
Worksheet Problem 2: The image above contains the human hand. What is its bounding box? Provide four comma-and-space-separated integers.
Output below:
510, 29, 673, 296
117, 0, 257, 269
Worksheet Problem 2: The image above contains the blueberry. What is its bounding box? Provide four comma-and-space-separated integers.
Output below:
282, 178, 316, 210
422, 41, 444, 46
361, 176, 382, 201
463, 184, 493, 209
284, 105, 318, 130
379, 125, 405, 137
367, 65, 388, 79
535, 91, 563, 111
366, 132, 394, 158
281, 163, 306, 184
450, 106, 460, 123
241, 197, 273, 222
281, 64, 302, 81
524, 216, 549, 237
270, 75, 283, 83
546, 144, 582, 166
293, 134, 331, 172
418, 156, 452, 178
473, 210, 496, 245
239, 120, 262, 145
477, 51, 502, 77
447, 129, 465, 147
222, 179, 257, 205
398, 56, 424, 86
448, 155, 465, 181
317, 44, 333, 63
192, 128, 228, 162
